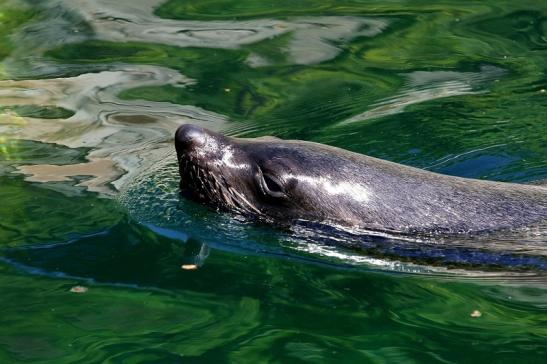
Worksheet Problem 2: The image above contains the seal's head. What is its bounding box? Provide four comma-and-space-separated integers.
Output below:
174, 124, 547, 234
175, 124, 369, 225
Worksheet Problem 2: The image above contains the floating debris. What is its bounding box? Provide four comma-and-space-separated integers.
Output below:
181, 264, 199, 270
70, 285, 88, 293
470, 310, 482, 318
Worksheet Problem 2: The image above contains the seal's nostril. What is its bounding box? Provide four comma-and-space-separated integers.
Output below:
175, 124, 207, 153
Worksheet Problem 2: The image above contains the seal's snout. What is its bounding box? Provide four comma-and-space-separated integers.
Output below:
175, 124, 207, 155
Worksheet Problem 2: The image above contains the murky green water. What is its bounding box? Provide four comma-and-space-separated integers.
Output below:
1, 0, 546, 362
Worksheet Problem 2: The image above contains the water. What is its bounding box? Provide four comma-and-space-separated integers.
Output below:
1, 0, 546, 362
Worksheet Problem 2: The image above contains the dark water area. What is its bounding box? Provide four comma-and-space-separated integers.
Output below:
0, 0, 546, 362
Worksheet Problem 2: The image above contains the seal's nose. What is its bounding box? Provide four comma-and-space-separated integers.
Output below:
175, 124, 207, 154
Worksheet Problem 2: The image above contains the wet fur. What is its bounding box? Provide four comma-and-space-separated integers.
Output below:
175, 125, 547, 235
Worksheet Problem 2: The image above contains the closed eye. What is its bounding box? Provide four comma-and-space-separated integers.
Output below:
263, 174, 284, 194
257, 168, 287, 199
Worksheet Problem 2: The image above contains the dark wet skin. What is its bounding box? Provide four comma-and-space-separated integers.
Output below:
175, 124, 547, 235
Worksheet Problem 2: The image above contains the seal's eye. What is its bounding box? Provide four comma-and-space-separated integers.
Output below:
264, 174, 284, 194
257, 168, 286, 199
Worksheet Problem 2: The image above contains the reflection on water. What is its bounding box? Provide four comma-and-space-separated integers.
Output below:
340, 65, 506, 124
1, 0, 547, 362
0, 65, 226, 191
42, 0, 387, 66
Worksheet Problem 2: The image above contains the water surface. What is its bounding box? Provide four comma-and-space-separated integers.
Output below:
0, 0, 546, 362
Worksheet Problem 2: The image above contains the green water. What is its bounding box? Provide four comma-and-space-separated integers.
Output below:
1, 0, 546, 362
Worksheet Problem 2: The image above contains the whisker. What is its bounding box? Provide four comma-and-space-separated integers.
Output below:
177, 155, 262, 217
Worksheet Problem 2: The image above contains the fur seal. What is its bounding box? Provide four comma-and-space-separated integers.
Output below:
175, 124, 547, 235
